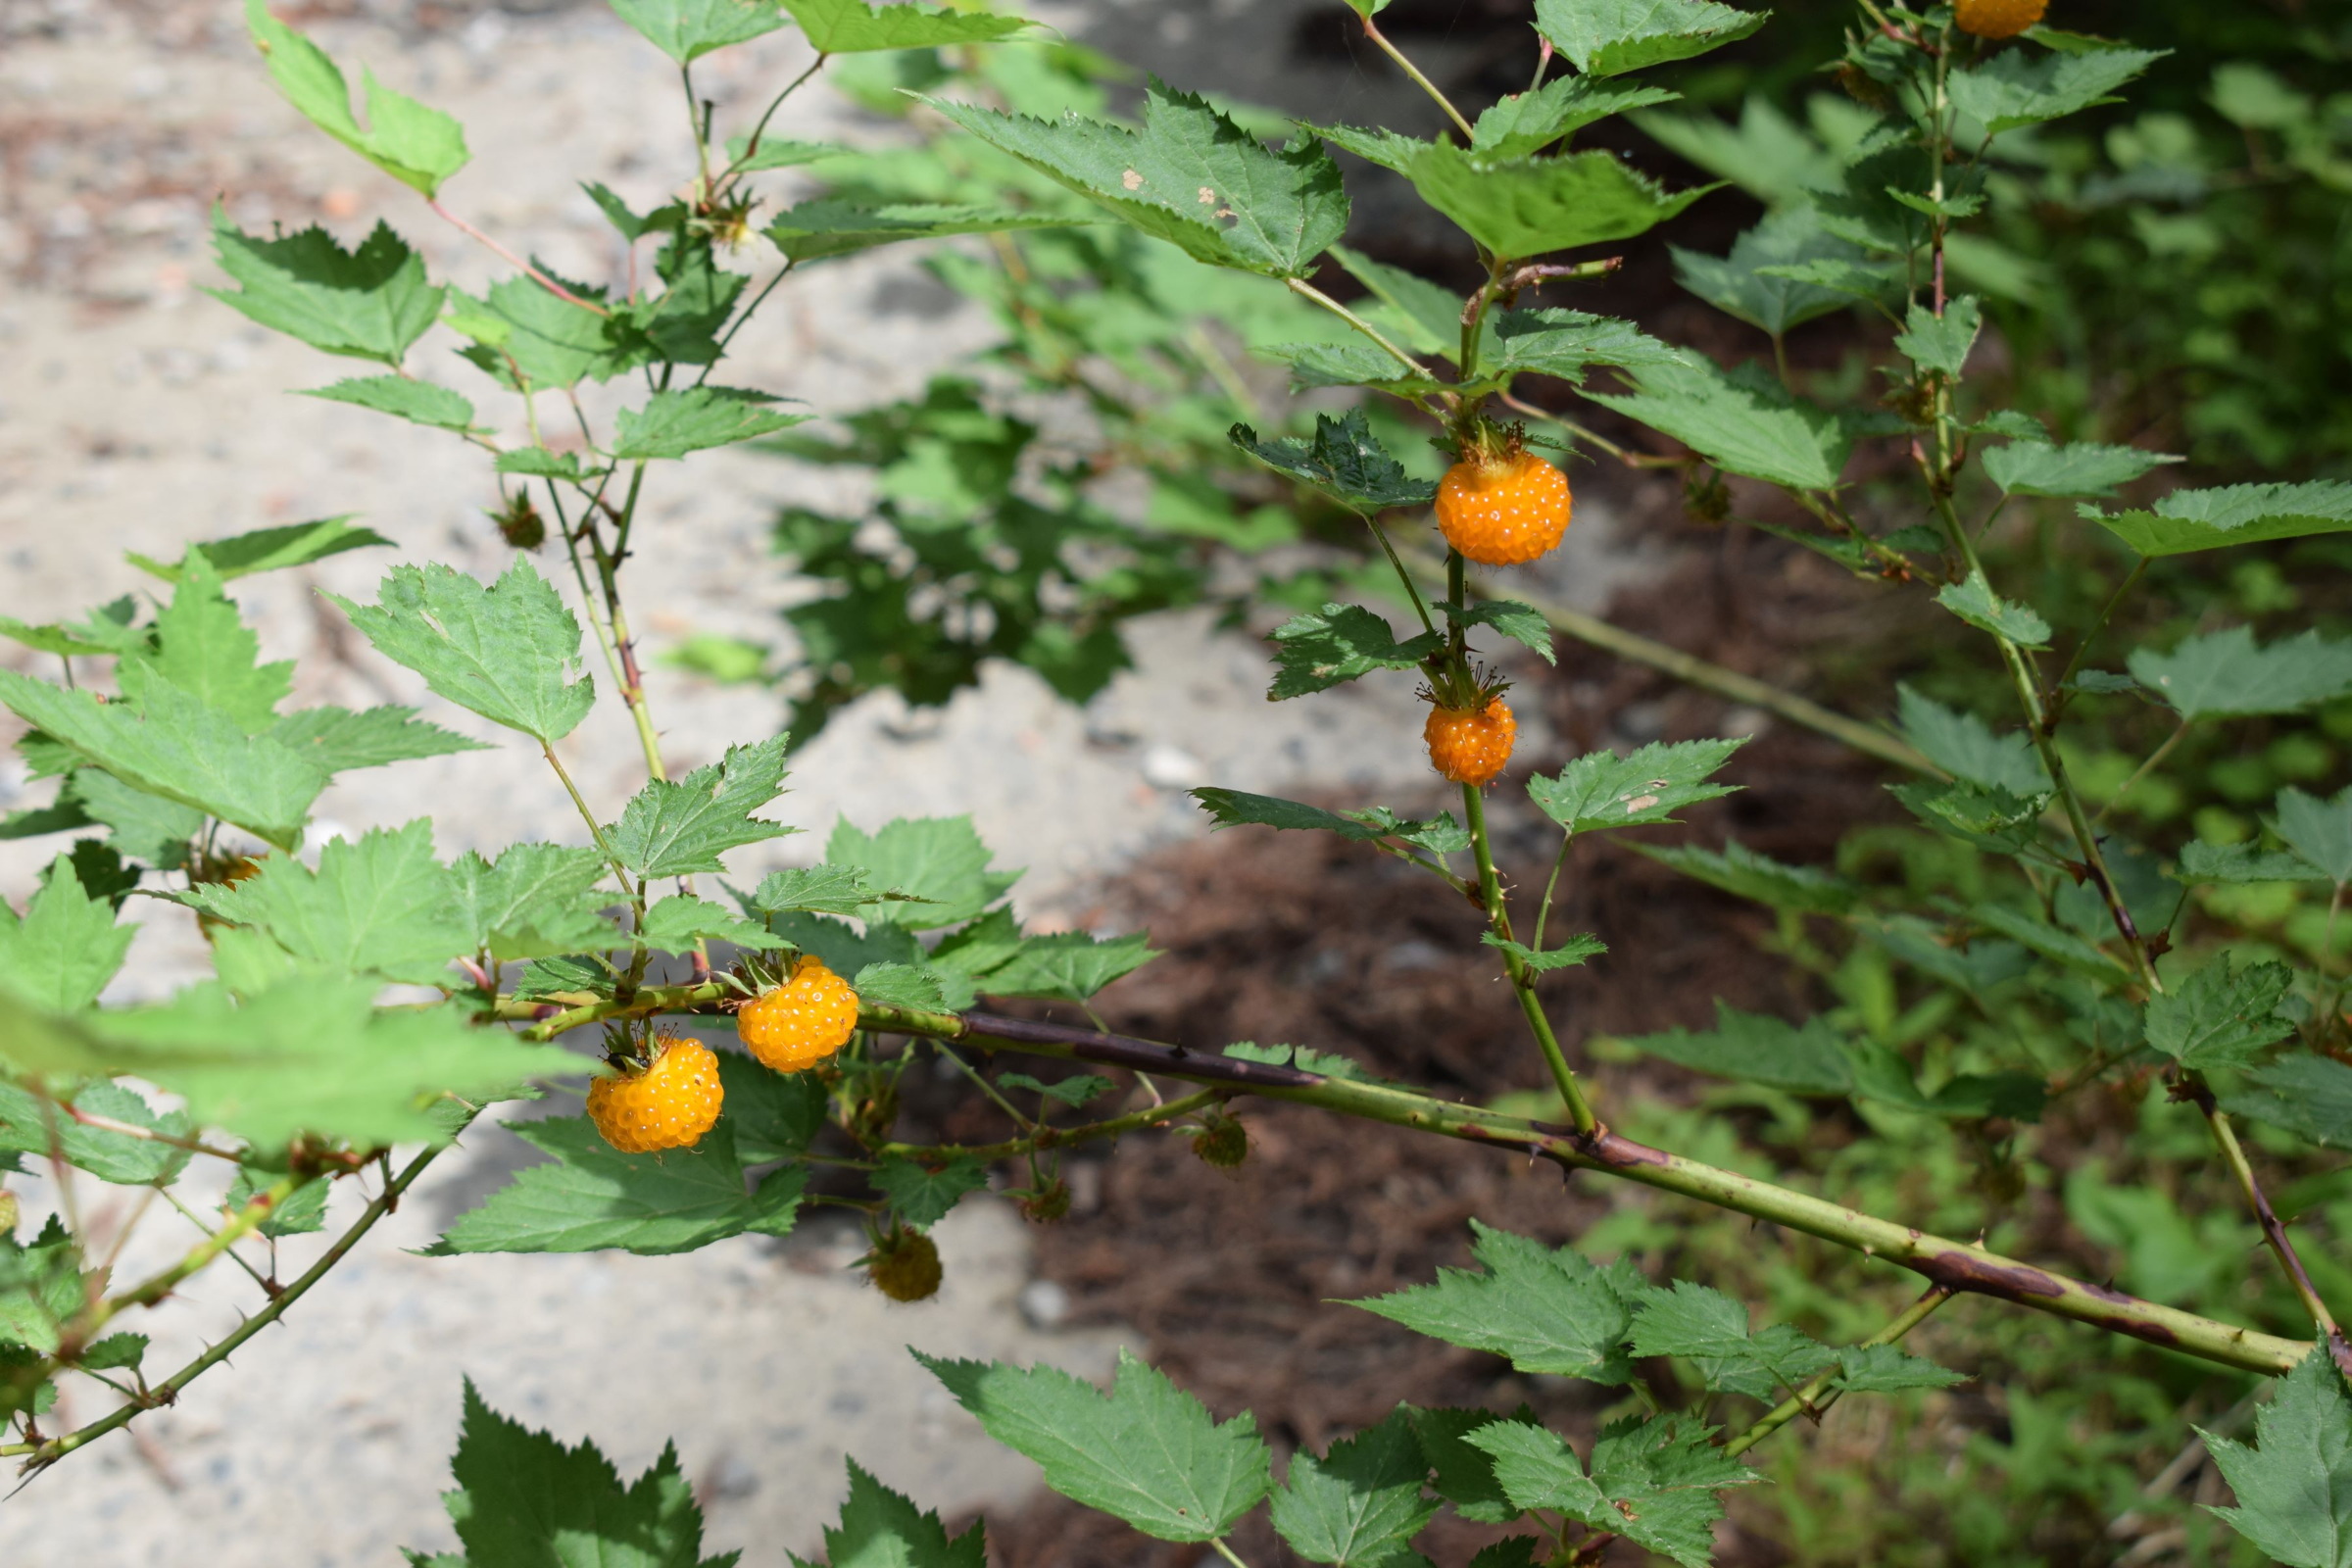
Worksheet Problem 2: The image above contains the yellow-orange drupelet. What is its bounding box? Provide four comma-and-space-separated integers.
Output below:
737, 954, 861, 1073
586, 1033, 723, 1153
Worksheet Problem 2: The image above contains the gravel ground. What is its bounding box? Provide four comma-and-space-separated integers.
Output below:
0, 0, 1666, 1557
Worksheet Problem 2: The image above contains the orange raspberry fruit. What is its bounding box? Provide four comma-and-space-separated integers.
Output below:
586, 1033, 723, 1153
736, 954, 859, 1073
1436, 450, 1572, 566
1954, 0, 2045, 38
1425, 696, 1517, 787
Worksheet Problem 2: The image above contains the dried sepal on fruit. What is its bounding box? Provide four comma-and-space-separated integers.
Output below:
585, 1030, 723, 1153
1436, 421, 1573, 567
737, 953, 860, 1073
864, 1223, 944, 1301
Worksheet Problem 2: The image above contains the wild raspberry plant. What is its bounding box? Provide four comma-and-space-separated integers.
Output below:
1, 1, 2350, 1564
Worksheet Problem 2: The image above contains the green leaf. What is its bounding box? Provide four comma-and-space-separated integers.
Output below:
1428, 600, 1550, 665
0, 1080, 191, 1187
244, 0, 469, 195
491, 448, 590, 480
789, 1459, 986, 1568
0, 854, 136, 1013
1527, 738, 1745, 835
2144, 956, 2295, 1071
226, 1165, 331, 1237
432, 1116, 803, 1254
922, 83, 1347, 278
122, 555, 292, 734
1264, 341, 1446, 397
444, 842, 617, 962
719, 136, 845, 174
2173, 842, 2328, 886
2278, 787, 2352, 885
998, 1072, 1113, 1108
1268, 604, 1442, 701
612, 387, 809, 461
2219, 1054, 2352, 1152
609, 0, 786, 62
0, 1215, 89, 1357
1672, 207, 1873, 337
1981, 440, 2180, 498
1329, 245, 1463, 355
917, 1348, 1272, 1543
412, 1381, 738, 1567
1832, 1344, 1967, 1395
781, 0, 1027, 51
1344, 808, 1470, 856
851, 960, 951, 1011
2088, 481, 2352, 558
1948, 45, 2168, 135
1467, 1415, 1759, 1568
1472, 75, 1680, 158
1635, 98, 1840, 208
744, 864, 883, 918
766, 911, 921, 986
1347, 1220, 1642, 1383
78, 1333, 148, 1373
1629, 1281, 1836, 1399
1619, 1001, 1853, 1095
1890, 777, 2051, 857
329, 560, 595, 745
176, 823, 466, 983
1270, 1407, 1439, 1567
872, 1153, 989, 1229
447, 274, 645, 389
638, 894, 786, 956
823, 815, 1014, 930
1468, 1542, 1543, 1568
0, 672, 324, 852
1193, 790, 1392, 843
66, 771, 203, 868
608, 737, 794, 879
0, 597, 142, 657
1483, 932, 1607, 974
1970, 902, 2132, 979
299, 375, 476, 431
1588, 359, 1849, 490
1893, 297, 1983, 378
982, 931, 1158, 1002
1396, 145, 1711, 260
1935, 568, 2053, 649
270, 705, 486, 774
1533, 0, 1770, 75
714, 1048, 826, 1163
1409, 1406, 1542, 1525
761, 199, 1076, 264
1479, 309, 1688, 388
2200, 1349, 2352, 1568
1634, 840, 1858, 914
1224, 1041, 1384, 1083
2130, 628, 2352, 721
207, 211, 442, 366
91, 983, 576, 1151
125, 517, 393, 583
1228, 411, 1437, 514
1896, 685, 2048, 794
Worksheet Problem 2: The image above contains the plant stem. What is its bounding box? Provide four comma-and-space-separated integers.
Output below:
1358, 16, 1477, 142
2053, 556, 2150, 701
2093, 719, 2190, 826
877, 1090, 1220, 1164
1463, 784, 1598, 1136
9, 1146, 446, 1471
1208, 1537, 1255, 1568
716, 53, 829, 194
1721, 1287, 1953, 1457
427, 200, 610, 315
1283, 277, 1428, 378
540, 743, 629, 880
2193, 1083, 2345, 1355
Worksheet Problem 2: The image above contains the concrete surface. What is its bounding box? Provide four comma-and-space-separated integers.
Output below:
0, 0, 1664, 1558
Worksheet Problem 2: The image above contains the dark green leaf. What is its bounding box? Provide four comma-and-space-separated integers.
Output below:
1194, 789, 1391, 844
1629, 1281, 1836, 1399
781, 0, 1028, 51
2200, 1350, 2352, 1568
0, 853, 136, 1013
328, 560, 595, 745
1948, 45, 2168, 134
917, 1348, 1272, 1543
2220, 1054, 2352, 1152
788, 1459, 986, 1568
851, 959, 951, 1010
720, 136, 844, 174
431, 1117, 803, 1254
1533, 0, 1770, 75
2173, 842, 2328, 886
1832, 1344, 1967, 1394
762, 200, 1076, 264
1527, 738, 1744, 834
824, 815, 1014, 929
1410, 1405, 1542, 1524
609, 0, 785, 62
1618, 1001, 1853, 1095
447, 275, 645, 390
1270, 1407, 1439, 1567
2088, 481, 2352, 558
206, 211, 442, 365
1893, 297, 1982, 378
1330, 245, 1464, 356
1981, 440, 2180, 498
1479, 309, 1687, 389
1672, 207, 1873, 337
1483, 932, 1607, 973
178, 822, 471, 984
0, 1080, 191, 1187
447, 842, 618, 961
745, 865, 883, 917
1436, 599, 1553, 664
269, 705, 486, 774
1268, 605, 1442, 701
873, 1153, 989, 1229
612, 387, 810, 461
1399, 145, 1711, 260
998, 1072, 1113, 1108
1223, 1041, 1383, 1084
78, 1333, 148, 1373
982, 931, 1157, 1002
2278, 787, 2352, 884
1346, 1221, 1642, 1383
2130, 628, 2352, 720
1633, 840, 1859, 914
607, 736, 794, 879
1935, 568, 2052, 648
225, 1165, 331, 1237
126, 517, 393, 583
1468, 1415, 1758, 1568
921, 83, 1347, 278
2144, 956, 2295, 1071
244, 0, 468, 195
1228, 411, 1437, 514
1589, 359, 1848, 490
1896, 685, 2048, 794
714, 1048, 826, 1163
638, 894, 787, 956
300, 376, 475, 431
1472, 75, 1679, 157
